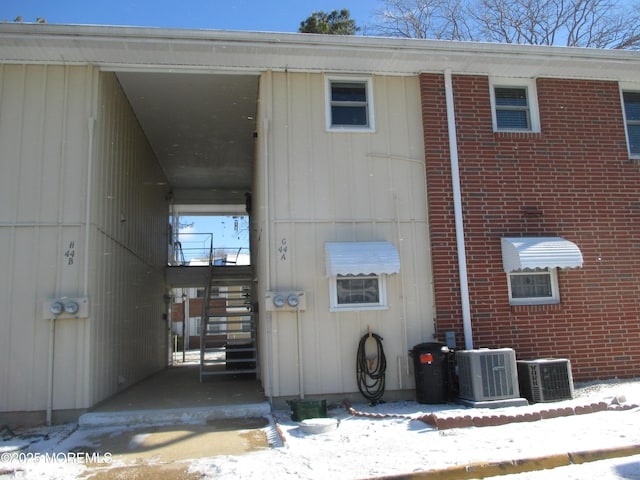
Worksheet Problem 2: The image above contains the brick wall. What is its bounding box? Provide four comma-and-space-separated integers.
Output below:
421, 73, 640, 381
171, 298, 204, 323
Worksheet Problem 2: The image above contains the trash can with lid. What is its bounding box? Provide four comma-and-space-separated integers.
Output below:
411, 342, 449, 404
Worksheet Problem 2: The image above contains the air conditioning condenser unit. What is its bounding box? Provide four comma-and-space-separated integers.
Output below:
517, 358, 574, 403
456, 348, 520, 402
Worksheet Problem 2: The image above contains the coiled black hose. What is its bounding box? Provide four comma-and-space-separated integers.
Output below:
356, 333, 386, 404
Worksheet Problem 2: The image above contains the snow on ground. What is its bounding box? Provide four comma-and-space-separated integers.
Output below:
191, 378, 640, 479
2, 379, 640, 480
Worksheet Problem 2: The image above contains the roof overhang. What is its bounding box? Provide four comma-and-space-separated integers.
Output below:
501, 237, 584, 272
325, 242, 400, 277
0, 23, 639, 82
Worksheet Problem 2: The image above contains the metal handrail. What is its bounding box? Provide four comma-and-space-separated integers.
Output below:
172, 233, 213, 265
212, 247, 250, 265
171, 229, 250, 266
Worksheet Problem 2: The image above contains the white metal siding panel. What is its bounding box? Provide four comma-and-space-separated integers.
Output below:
257, 72, 434, 397
0, 65, 92, 414
88, 72, 170, 406
501, 237, 584, 272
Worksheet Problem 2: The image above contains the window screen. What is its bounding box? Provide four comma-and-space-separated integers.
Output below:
510, 273, 552, 299
495, 87, 531, 130
336, 275, 380, 305
330, 81, 369, 127
624, 91, 640, 156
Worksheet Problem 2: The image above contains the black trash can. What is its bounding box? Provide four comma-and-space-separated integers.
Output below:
412, 342, 449, 404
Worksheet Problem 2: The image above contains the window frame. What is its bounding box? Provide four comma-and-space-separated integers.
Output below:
506, 268, 560, 306
190, 316, 202, 336
489, 78, 540, 133
329, 274, 388, 312
621, 87, 640, 159
325, 76, 375, 132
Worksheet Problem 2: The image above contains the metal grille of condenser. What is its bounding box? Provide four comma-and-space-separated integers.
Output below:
517, 359, 574, 403
456, 349, 519, 401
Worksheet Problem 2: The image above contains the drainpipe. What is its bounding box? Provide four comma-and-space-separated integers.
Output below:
444, 69, 473, 350
262, 110, 274, 405
296, 307, 304, 399
46, 317, 56, 426
83, 116, 95, 297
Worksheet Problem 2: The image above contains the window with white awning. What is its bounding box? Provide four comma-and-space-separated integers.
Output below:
500, 237, 583, 305
325, 242, 400, 311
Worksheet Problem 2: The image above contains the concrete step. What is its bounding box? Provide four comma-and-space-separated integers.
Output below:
78, 402, 271, 428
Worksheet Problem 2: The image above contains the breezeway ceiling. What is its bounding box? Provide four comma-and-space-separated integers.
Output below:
116, 71, 259, 205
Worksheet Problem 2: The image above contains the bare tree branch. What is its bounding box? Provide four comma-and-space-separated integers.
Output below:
369, 0, 474, 40
368, 0, 640, 49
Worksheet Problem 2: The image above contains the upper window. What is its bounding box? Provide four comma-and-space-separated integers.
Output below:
507, 268, 559, 306
325, 77, 375, 131
490, 79, 540, 133
622, 91, 640, 158
330, 274, 388, 311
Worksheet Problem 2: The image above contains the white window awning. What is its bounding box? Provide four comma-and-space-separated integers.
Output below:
325, 241, 400, 277
501, 237, 583, 272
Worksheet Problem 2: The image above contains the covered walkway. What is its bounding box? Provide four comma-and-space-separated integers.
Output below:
80, 353, 268, 427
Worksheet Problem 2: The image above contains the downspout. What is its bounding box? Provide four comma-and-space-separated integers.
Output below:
443, 69, 473, 350
262, 106, 274, 405
296, 308, 304, 399
46, 318, 55, 426
78, 69, 97, 416
83, 116, 95, 297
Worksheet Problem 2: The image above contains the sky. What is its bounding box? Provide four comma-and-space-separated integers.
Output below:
1, 0, 378, 33
177, 216, 250, 261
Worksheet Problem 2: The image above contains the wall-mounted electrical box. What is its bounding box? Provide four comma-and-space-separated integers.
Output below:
265, 291, 306, 311
42, 297, 89, 319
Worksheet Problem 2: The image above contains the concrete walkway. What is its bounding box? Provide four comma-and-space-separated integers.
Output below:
80, 359, 270, 427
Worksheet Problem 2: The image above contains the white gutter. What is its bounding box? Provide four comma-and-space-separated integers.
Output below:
444, 69, 473, 350
2, 24, 638, 83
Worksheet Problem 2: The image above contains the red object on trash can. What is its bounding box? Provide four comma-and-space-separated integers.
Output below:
420, 353, 434, 364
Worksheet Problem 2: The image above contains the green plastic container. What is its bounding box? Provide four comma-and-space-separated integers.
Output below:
287, 399, 327, 421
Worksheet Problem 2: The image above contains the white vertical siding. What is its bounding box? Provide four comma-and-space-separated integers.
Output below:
0, 66, 169, 418
255, 72, 434, 398
0, 65, 93, 414
88, 72, 169, 406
